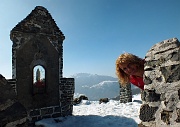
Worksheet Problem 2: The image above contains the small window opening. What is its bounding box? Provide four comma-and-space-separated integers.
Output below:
33, 65, 46, 94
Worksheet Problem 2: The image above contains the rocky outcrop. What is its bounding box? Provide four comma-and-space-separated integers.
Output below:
139, 38, 180, 127
0, 74, 27, 126
99, 98, 109, 104
73, 95, 88, 105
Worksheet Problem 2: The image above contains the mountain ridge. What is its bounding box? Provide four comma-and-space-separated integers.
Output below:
70, 73, 140, 100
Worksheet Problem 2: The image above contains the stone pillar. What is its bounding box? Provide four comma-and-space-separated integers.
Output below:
59, 78, 74, 116
119, 83, 132, 103
139, 38, 180, 127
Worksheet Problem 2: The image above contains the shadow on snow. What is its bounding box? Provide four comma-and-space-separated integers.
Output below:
36, 115, 138, 127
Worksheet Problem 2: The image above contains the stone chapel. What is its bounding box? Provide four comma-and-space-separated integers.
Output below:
0, 6, 74, 126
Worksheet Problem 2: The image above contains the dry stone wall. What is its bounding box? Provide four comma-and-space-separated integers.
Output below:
139, 38, 180, 127
119, 83, 132, 103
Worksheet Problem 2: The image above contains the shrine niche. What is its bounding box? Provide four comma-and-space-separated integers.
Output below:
33, 65, 46, 94
8, 6, 75, 125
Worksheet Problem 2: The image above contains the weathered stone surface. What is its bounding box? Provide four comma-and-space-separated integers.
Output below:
141, 90, 160, 102
176, 108, 180, 122
0, 102, 27, 126
119, 83, 132, 103
73, 95, 88, 105
139, 104, 158, 122
11, 6, 65, 40
99, 98, 109, 104
138, 123, 149, 127
140, 38, 180, 126
0, 75, 16, 106
0, 74, 27, 126
145, 38, 180, 61
161, 110, 173, 125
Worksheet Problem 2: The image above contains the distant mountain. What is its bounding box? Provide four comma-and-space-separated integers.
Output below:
70, 73, 140, 101
70, 73, 117, 87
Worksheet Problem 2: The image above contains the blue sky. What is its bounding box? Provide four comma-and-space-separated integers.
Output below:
0, 0, 180, 78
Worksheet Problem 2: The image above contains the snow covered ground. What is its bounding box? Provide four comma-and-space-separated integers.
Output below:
35, 94, 142, 127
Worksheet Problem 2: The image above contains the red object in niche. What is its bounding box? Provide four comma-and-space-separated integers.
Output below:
34, 80, 45, 87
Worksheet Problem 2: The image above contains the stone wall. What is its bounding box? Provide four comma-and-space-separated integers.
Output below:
59, 78, 75, 116
139, 38, 180, 127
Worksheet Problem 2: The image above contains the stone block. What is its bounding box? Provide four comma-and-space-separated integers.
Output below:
161, 110, 173, 125
139, 104, 158, 122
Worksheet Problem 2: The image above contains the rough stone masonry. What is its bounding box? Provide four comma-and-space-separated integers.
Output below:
0, 6, 75, 126
139, 38, 180, 127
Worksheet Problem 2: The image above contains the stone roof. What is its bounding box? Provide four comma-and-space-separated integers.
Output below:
10, 6, 65, 40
